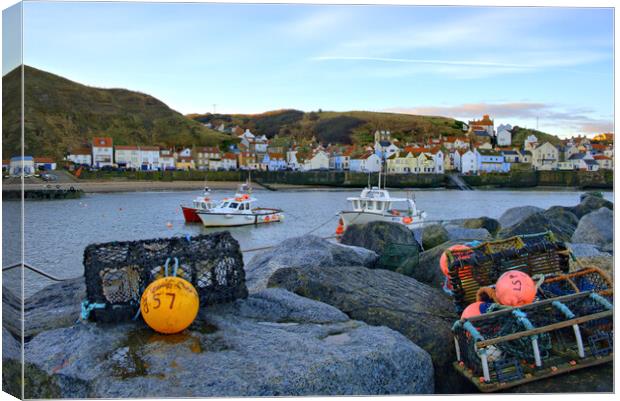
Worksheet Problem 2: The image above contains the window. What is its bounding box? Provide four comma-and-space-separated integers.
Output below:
229, 202, 239, 209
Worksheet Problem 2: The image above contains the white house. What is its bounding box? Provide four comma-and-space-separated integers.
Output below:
302, 150, 330, 171
139, 146, 160, 170
350, 152, 381, 173
531, 142, 559, 171
496, 127, 512, 146
66, 148, 92, 166
9, 156, 35, 177
594, 154, 613, 170
159, 149, 176, 170
431, 149, 444, 174
92, 137, 114, 168
524, 135, 539, 152
286, 149, 300, 170
460, 149, 479, 175
114, 146, 141, 169
221, 153, 238, 170
34, 157, 57, 171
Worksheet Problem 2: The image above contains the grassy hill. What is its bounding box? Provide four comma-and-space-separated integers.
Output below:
2, 65, 231, 159
188, 109, 468, 145
510, 126, 562, 147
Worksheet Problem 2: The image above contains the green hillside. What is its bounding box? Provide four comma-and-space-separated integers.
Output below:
189, 109, 468, 145
2, 65, 230, 159
511, 126, 562, 147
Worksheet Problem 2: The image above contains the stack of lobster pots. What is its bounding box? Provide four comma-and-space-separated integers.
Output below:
438, 231, 613, 392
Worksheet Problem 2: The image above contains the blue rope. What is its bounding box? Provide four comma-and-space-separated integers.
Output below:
80, 300, 106, 320
589, 292, 613, 310
172, 257, 179, 277
552, 301, 575, 319
463, 321, 484, 342
442, 276, 453, 295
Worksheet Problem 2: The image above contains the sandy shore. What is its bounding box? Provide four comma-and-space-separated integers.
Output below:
2, 180, 321, 193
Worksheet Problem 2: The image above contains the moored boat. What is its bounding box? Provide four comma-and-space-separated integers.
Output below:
197, 194, 284, 227
181, 187, 218, 223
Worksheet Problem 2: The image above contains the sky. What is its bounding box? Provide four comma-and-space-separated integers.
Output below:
9, 1, 616, 137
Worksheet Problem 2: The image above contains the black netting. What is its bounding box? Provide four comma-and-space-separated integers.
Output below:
83, 231, 247, 322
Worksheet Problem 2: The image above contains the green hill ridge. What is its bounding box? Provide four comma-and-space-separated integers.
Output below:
2, 65, 230, 159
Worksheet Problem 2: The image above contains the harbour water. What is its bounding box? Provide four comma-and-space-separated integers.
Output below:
2, 188, 613, 296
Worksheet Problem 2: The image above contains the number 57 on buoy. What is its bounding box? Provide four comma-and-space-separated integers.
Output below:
140, 276, 199, 334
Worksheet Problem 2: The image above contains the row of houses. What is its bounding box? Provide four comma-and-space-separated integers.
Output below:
2, 156, 57, 176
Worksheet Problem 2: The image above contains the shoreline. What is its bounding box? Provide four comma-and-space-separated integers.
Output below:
2, 179, 614, 194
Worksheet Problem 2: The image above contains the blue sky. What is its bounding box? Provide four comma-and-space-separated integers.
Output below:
14, 2, 615, 136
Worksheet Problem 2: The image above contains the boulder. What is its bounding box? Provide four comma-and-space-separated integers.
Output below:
340, 221, 421, 276
421, 224, 449, 250
23, 288, 434, 397
566, 243, 611, 259
572, 207, 613, 247
2, 327, 22, 399
499, 207, 579, 242
267, 264, 471, 394
461, 217, 500, 235
580, 191, 604, 202
570, 195, 613, 219
498, 206, 543, 228
444, 225, 491, 242
413, 241, 471, 290
245, 235, 378, 293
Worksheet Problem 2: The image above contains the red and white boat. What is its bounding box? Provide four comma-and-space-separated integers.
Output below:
181, 187, 218, 223
196, 194, 284, 227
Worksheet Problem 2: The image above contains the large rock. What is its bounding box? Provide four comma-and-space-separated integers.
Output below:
444, 225, 491, 242
498, 206, 543, 228
421, 224, 449, 250
461, 217, 500, 235
340, 221, 421, 276
266, 264, 470, 393
23, 288, 434, 397
509, 362, 613, 393
572, 207, 613, 247
499, 207, 579, 242
245, 235, 378, 293
566, 243, 611, 259
570, 195, 613, 219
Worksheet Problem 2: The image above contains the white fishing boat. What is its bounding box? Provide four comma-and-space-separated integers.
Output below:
337, 159, 426, 232
196, 182, 283, 227
181, 186, 218, 223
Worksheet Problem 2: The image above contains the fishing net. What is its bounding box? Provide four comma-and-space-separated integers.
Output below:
538, 267, 613, 300
446, 232, 570, 313
82, 232, 247, 322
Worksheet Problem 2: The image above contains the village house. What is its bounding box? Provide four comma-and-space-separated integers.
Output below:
460, 149, 479, 175
387, 151, 414, 174
66, 148, 92, 166
193, 146, 221, 170
523, 135, 539, 152
285, 148, 300, 171
221, 153, 238, 170
159, 149, 176, 170
350, 152, 381, 173
468, 115, 495, 136
500, 150, 521, 164
442, 137, 469, 150
478, 149, 510, 173
9, 156, 35, 177
139, 146, 160, 170
496, 124, 512, 146
114, 146, 141, 169
594, 154, 613, 170
301, 150, 330, 171
175, 156, 195, 171
263, 153, 287, 171
531, 142, 559, 171
238, 151, 258, 170
373, 130, 400, 160
2, 160, 9, 173
34, 157, 57, 171
92, 137, 114, 168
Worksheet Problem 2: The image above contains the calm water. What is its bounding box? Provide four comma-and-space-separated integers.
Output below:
2, 188, 613, 296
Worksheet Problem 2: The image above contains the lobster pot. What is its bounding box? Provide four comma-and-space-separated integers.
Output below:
83, 232, 248, 322
447, 232, 570, 313
538, 267, 613, 300
452, 291, 613, 392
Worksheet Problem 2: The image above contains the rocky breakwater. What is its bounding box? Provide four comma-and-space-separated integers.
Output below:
3, 232, 434, 398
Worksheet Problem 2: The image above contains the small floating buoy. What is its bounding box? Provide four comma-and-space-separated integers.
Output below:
495, 270, 536, 306
460, 301, 492, 319
119, 207, 123, 211
166, 222, 173, 228
140, 277, 199, 334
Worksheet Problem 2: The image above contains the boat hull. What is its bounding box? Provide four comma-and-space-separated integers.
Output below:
198, 209, 284, 227
181, 206, 202, 223
340, 211, 425, 230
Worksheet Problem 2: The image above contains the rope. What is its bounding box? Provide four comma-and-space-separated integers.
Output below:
589, 292, 613, 310
80, 300, 106, 320
552, 300, 575, 319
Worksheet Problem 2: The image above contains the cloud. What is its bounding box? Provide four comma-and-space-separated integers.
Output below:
386, 102, 613, 135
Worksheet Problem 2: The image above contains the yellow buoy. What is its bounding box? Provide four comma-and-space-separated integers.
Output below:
140, 276, 199, 334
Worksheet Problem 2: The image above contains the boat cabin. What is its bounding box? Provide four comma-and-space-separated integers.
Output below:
216, 195, 255, 212
347, 187, 416, 215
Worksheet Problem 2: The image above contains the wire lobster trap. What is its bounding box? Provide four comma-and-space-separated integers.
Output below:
82, 232, 248, 323
538, 267, 613, 300
446, 232, 570, 313
452, 291, 613, 392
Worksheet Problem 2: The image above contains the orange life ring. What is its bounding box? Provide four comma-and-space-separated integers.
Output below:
264, 215, 270, 222
335, 225, 344, 235
402, 216, 413, 224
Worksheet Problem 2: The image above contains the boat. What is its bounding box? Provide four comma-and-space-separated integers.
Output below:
196, 194, 284, 227
337, 158, 426, 231
181, 186, 218, 223
196, 180, 284, 227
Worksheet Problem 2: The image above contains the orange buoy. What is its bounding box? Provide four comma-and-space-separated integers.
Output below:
243, 194, 249, 199
495, 270, 537, 306
166, 222, 173, 228
335, 224, 344, 235
264, 215, 270, 223
439, 244, 472, 277
461, 301, 492, 319
140, 276, 199, 334
402, 216, 413, 224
